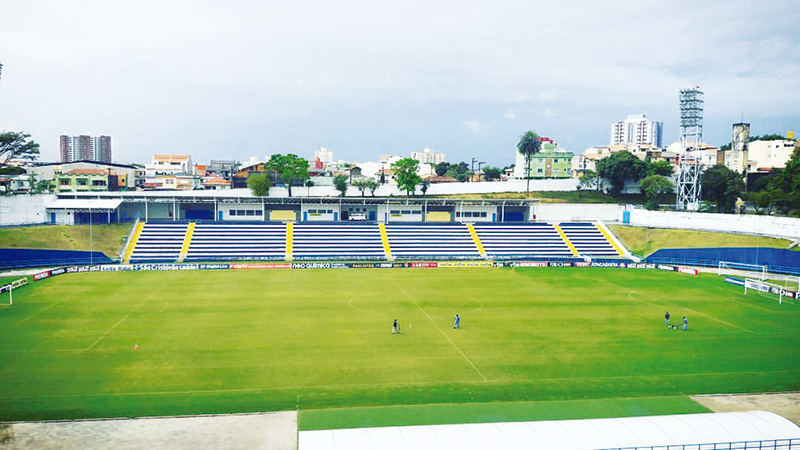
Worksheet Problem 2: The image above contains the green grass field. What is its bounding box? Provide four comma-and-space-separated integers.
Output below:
0, 224, 131, 258
0, 267, 798, 428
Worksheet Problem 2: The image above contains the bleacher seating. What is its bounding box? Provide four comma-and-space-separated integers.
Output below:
129, 223, 188, 262
558, 222, 621, 257
385, 224, 480, 259
185, 223, 286, 261
0, 249, 113, 269
293, 223, 385, 259
472, 223, 574, 258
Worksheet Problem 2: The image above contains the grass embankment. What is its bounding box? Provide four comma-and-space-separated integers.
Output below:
609, 225, 796, 257
0, 224, 132, 258
1, 267, 797, 425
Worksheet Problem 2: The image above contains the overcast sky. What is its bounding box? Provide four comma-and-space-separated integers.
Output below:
1, 0, 798, 167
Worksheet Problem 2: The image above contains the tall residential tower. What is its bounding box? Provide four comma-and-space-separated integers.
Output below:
59, 135, 112, 163
610, 114, 663, 147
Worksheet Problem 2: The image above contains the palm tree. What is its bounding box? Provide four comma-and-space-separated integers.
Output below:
517, 131, 541, 194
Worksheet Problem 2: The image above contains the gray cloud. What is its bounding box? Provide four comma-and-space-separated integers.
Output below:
1, 0, 798, 167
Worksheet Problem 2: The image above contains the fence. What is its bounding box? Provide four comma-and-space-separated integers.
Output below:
644, 248, 800, 276
0, 249, 114, 270
601, 438, 800, 450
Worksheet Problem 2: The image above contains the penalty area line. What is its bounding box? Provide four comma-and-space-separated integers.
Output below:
84, 299, 148, 351
394, 282, 488, 382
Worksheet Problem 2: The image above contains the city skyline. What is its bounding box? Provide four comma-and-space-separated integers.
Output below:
0, 1, 798, 167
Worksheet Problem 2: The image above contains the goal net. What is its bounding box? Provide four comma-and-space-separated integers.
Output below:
718, 261, 767, 280
744, 278, 791, 304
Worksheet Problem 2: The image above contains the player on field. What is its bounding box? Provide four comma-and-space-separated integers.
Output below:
392, 319, 400, 335
664, 310, 670, 328
453, 314, 460, 329
683, 316, 688, 331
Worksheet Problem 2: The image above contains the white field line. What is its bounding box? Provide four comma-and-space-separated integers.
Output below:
3, 369, 797, 401
394, 282, 488, 382
84, 300, 147, 351
14, 298, 69, 326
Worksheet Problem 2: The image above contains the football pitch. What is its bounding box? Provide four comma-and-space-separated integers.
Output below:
0, 266, 798, 427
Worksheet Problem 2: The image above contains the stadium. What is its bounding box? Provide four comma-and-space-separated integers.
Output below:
1, 193, 800, 449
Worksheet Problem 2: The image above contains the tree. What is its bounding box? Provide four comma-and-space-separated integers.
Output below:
639, 175, 674, 210
420, 179, 430, 196
647, 160, 674, 177
435, 162, 450, 177
333, 174, 349, 197
517, 131, 541, 193
391, 158, 421, 196
596, 151, 648, 196
365, 178, 379, 197
577, 170, 600, 197
305, 179, 314, 195
767, 147, 800, 215
701, 165, 746, 213
445, 161, 470, 182
351, 178, 368, 197
482, 166, 502, 181
265, 154, 310, 197
247, 174, 271, 197
0, 131, 40, 167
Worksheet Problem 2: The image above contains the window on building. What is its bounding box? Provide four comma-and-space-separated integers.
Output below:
92, 180, 106, 186
230, 210, 237, 216
255, 210, 263, 216
77, 179, 88, 186
390, 210, 400, 215
60, 179, 70, 186
537, 168, 543, 173
246, 210, 255, 216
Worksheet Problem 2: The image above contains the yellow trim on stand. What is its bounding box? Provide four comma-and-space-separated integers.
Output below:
285, 222, 294, 261
554, 224, 580, 257
123, 221, 145, 263
178, 222, 196, 262
595, 223, 625, 256
465, 223, 486, 257
379, 222, 393, 260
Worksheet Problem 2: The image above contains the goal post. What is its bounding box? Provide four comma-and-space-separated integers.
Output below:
718, 261, 767, 280
0, 277, 28, 307
744, 278, 787, 304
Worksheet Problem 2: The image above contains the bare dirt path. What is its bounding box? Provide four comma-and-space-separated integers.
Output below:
692, 392, 800, 426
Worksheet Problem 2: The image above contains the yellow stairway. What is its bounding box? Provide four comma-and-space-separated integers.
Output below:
122, 221, 145, 263
178, 222, 196, 262
553, 223, 580, 257
465, 223, 486, 258
285, 222, 294, 261
378, 222, 393, 260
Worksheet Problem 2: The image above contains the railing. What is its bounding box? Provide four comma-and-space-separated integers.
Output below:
600, 438, 800, 450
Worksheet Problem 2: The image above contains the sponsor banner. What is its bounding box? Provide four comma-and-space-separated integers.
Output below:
658, 264, 675, 271
349, 262, 406, 269
230, 263, 290, 270
50, 267, 67, 276
33, 270, 51, 281
199, 263, 231, 270
290, 262, 349, 270
438, 261, 494, 268
132, 263, 199, 271
0, 277, 28, 293
574, 262, 591, 267
588, 262, 626, 268
510, 261, 548, 268
548, 262, 572, 267
724, 277, 745, 286
628, 263, 656, 270
677, 266, 699, 276
408, 262, 438, 268
744, 279, 771, 293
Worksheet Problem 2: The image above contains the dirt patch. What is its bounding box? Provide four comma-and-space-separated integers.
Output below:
692, 392, 800, 426
0, 411, 297, 450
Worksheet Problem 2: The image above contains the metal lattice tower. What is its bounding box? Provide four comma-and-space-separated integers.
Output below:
676, 86, 704, 211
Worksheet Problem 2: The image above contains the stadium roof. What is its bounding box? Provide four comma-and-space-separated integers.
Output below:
55, 191, 538, 207
299, 411, 800, 450
46, 198, 123, 211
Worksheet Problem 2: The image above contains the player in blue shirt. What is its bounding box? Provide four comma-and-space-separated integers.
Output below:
665, 310, 670, 328
454, 314, 460, 329
683, 316, 688, 331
